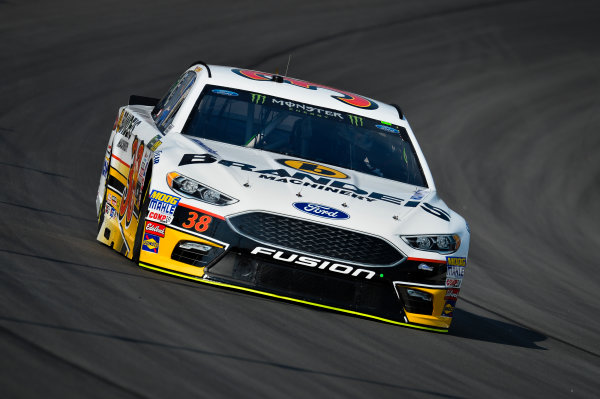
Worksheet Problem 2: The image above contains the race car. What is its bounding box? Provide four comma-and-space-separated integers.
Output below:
96, 62, 470, 332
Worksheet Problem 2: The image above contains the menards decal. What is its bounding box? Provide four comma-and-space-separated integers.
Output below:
179, 154, 405, 205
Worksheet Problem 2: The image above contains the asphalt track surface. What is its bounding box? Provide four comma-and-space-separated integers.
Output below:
1, 0, 599, 397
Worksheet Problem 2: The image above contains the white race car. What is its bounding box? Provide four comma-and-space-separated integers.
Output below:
96, 62, 470, 332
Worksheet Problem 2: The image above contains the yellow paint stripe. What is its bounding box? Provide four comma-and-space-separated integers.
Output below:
138, 262, 448, 333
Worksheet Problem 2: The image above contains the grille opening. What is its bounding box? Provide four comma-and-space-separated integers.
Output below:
228, 212, 404, 266
395, 285, 434, 315
171, 241, 223, 267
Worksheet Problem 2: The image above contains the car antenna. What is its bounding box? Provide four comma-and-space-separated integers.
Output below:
271, 55, 291, 83
284, 54, 291, 77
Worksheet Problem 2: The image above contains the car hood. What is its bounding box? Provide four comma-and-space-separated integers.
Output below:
153, 134, 458, 237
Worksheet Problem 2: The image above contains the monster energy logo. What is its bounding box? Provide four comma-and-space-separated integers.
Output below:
251, 93, 266, 104
349, 115, 363, 126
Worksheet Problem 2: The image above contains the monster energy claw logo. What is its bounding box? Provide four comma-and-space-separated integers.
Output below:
349, 115, 363, 126
251, 93, 266, 104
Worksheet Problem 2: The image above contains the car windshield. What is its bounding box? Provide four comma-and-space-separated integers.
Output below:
182, 85, 427, 187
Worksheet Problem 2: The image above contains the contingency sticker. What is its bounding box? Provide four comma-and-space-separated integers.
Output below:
142, 233, 160, 253
441, 300, 456, 318
147, 190, 180, 224
445, 256, 466, 288
145, 221, 166, 238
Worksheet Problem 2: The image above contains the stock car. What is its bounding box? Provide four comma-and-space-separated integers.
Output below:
96, 62, 470, 332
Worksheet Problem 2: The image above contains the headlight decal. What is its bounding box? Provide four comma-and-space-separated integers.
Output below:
401, 234, 461, 254
167, 171, 238, 206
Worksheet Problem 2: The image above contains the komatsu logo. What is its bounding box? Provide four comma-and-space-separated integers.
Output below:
250, 247, 375, 280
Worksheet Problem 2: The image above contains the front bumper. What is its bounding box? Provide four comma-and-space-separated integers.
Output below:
138, 204, 457, 332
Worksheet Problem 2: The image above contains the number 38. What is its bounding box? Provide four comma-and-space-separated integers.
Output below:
182, 212, 212, 233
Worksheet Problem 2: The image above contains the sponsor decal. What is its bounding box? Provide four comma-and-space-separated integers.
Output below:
115, 111, 141, 139
445, 278, 462, 288
180, 155, 405, 206
447, 257, 466, 267
118, 137, 145, 227
153, 151, 162, 165
444, 288, 460, 301
421, 202, 450, 222
376, 124, 400, 134
293, 202, 349, 220
441, 300, 456, 318
108, 193, 118, 207
348, 115, 363, 126
231, 68, 379, 110
104, 203, 117, 219
189, 138, 219, 156
212, 89, 239, 96
194, 66, 203, 73
446, 266, 465, 279
179, 153, 217, 166
251, 247, 375, 280
102, 158, 109, 177
116, 138, 129, 151
147, 190, 180, 224
277, 159, 348, 179
148, 135, 162, 151
140, 150, 150, 175
145, 221, 166, 238
251, 93, 266, 104
271, 98, 343, 119
142, 233, 160, 253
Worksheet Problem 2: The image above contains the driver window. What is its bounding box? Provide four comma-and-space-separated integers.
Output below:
152, 71, 196, 132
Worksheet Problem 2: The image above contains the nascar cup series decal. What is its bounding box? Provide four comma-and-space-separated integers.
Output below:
293, 202, 350, 220
147, 190, 180, 224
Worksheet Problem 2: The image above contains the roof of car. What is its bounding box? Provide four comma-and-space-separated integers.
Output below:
197, 64, 403, 125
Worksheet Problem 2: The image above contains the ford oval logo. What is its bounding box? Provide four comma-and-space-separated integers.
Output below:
293, 202, 350, 220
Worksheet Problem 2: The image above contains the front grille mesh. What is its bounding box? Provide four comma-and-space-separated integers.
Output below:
228, 212, 404, 266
